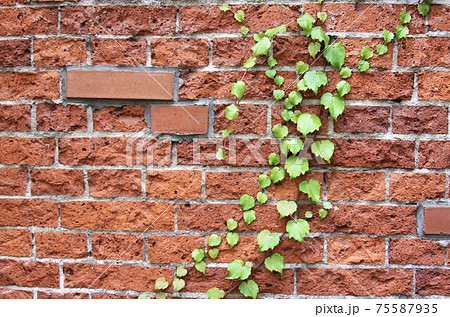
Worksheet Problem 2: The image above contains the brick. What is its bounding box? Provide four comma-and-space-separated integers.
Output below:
398, 38, 450, 67
392, 106, 448, 134
334, 106, 389, 133
37, 292, 88, 299
267, 172, 324, 201
0, 259, 59, 288
0, 8, 58, 36
61, 6, 176, 35
58, 137, 171, 166
0, 0, 29, 5
297, 268, 413, 296
327, 171, 386, 201
0, 137, 55, 165
418, 72, 450, 100
37, 104, 87, 132
213, 37, 266, 67
147, 235, 204, 263
205, 171, 260, 199
273, 36, 310, 66
88, 169, 142, 198
35, 232, 88, 259
0, 199, 57, 227
151, 38, 209, 67
419, 141, 450, 168
151, 106, 208, 134
0, 167, 27, 196
424, 206, 450, 235
428, 5, 450, 32
91, 293, 134, 299
0, 72, 60, 100
0, 105, 31, 132
214, 104, 267, 135
92, 38, 147, 66
0, 40, 30, 67
416, 269, 450, 296
327, 237, 385, 265
60, 201, 174, 231
92, 233, 144, 261
146, 170, 202, 199
34, 37, 87, 67
0, 229, 31, 257
93, 105, 146, 132
64, 263, 173, 292
31, 169, 85, 196
66, 70, 174, 100
389, 238, 445, 265
272, 105, 328, 136
0, 289, 33, 299
389, 173, 445, 201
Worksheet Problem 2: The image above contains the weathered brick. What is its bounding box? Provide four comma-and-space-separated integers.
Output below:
0, 260, 59, 288
0, 40, 30, 67
0, 8, 58, 36
37, 104, 87, 132
213, 37, 265, 66
0, 199, 58, 227
0, 167, 27, 196
31, 169, 85, 196
416, 269, 450, 296
267, 172, 324, 201
428, 5, 450, 32
205, 171, 260, 199
214, 104, 267, 135
389, 173, 446, 201
37, 292, 88, 299
146, 170, 202, 199
92, 38, 147, 66
91, 293, 134, 299
327, 237, 385, 265
151, 106, 208, 134
0, 229, 31, 257
88, 169, 142, 198
35, 232, 88, 259
0, 105, 31, 132
0, 289, 33, 299
392, 106, 448, 134
34, 37, 87, 67
0, 72, 60, 100
151, 38, 209, 67
93, 105, 146, 132
334, 106, 389, 133
419, 141, 450, 169
389, 238, 445, 265
0, 138, 55, 165
147, 235, 204, 263
418, 72, 450, 100
398, 37, 450, 67
327, 171, 386, 201
92, 233, 144, 261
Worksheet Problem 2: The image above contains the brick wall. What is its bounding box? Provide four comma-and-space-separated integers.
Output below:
0, 0, 449, 299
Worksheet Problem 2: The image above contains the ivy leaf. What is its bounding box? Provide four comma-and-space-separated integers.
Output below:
220, 3, 230, 12
297, 78, 308, 92
239, 280, 259, 299
265, 25, 287, 38
252, 37, 271, 56
297, 13, 316, 36
311, 27, 330, 46
155, 277, 169, 291
208, 248, 219, 259
208, 234, 222, 247
176, 266, 187, 278
207, 287, 225, 299
311, 140, 335, 164
286, 219, 310, 242
318, 208, 328, 219
308, 42, 321, 59
299, 179, 321, 205
358, 60, 370, 72
231, 81, 246, 100
257, 192, 268, 204
288, 91, 303, 106
295, 61, 309, 74
243, 56, 256, 68
226, 232, 239, 248
192, 248, 205, 263
272, 124, 288, 139
257, 230, 280, 251
395, 25, 409, 40
240, 26, 249, 36
270, 167, 285, 183
216, 148, 226, 161
323, 42, 346, 70
303, 71, 328, 95
418, 3, 430, 17
254, 32, 265, 42
268, 153, 280, 166
195, 261, 206, 274
281, 109, 293, 121
138, 293, 151, 299
221, 127, 231, 137
266, 69, 276, 80
399, 11, 411, 24
285, 155, 309, 179
224, 104, 239, 120
267, 56, 277, 69
383, 30, 394, 44
317, 11, 327, 23
376, 43, 388, 56
274, 76, 285, 87
258, 174, 271, 188
276, 200, 297, 218
239, 194, 255, 211
280, 138, 304, 156
297, 113, 322, 136
304, 211, 313, 219
340, 67, 352, 79
156, 292, 166, 299
264, 253, 284, 274
273, 89, 285, 101
323, 201, 333, 209
336, 80, 351, 97
227, 260, 251, 280
291, 110, 302, 124
234, 10, 245, 23
173, 278, 186, 292
360, 46, 374, 60
243, 209, 256, 225
226, 218, 238, 231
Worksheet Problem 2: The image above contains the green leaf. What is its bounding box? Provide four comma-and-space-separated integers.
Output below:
207, 287, 225, 299
280, 138, 304, 156
257, 192, 268, 204
155, 292, 166, 299
303, 71, 328, 95
208, 248, 219, 259
295, 61, 309, 74
243, 209, 256, 224
297, 13, 316, 36
253, 32, 265, 42
155, 277, 169, 291
224, 104, 239, 120
308, 42, 321, 59
383, 30, 394, 44
208, 234, 222, 247
231, 81, 246, 100
297, 79, 308, 92
272, 124, 288, 139
206, 287, 225, 299
336, 80, 351, 97
395, 25, 409, 40
311, 140, 335, 164
239, 280, 259, 299
276, 200, 298, 218
265, 57, 276, 70
318, 208, 328, 219
340, 67, 352, 79
220, 3, 230, 12
195, 261, 206, 274
226, 232, 239, 248
138, 293, 151, 299
226, 218, 238, 231
291, 110, 302, 124
358, 60, 370, 72
176, 266, 188, 278
173, 278, 185, 292
299, 179, 321, 205
376, 43, 388, 56
192, 249, 205, 263
273, 89, 285, 101
323, 201, 333, 209
257, 230, 280, 251
360, 46, 373, 60
281, 109, 293, 121
240, 26, 249, 36
270, 167, 285, 184
221, 127, 231, 137
239, 194, 255, 211
265, 25, 287, 38
400, 11, 411, 24
324, 42, 346, 70
284, 99, 295, 110
304, 211, 313, 219
288, 91, 303, 106
216, 148, 226, 161
286, 219, 310, 242
264, 253, 284, 274
268, 153, 280, 166
234, 10, 245, 23
297, 113, 322, 136
227, 260, 251, 280
243, 56, 256, 68
418, 3, 430, 17
265, 69, 276, 79
311, 27, 330, 46
317, 11, 327, 23
274, 76, 285, 87
252, 37, 271, 56
285, 155, 309, 179
258, 174, 271, 189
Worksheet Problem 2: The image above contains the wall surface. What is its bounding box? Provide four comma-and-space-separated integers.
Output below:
0, 0, 450, 299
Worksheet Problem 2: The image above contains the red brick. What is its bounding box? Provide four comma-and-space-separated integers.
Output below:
88, 169, 142, 198
147, 235, 204, 263
0, 0, 29, 5
0, 259, 59, 288
418, 71, 450, 100
389, 238, 445, 265
416, 269, 450, 296
0, 72, 60, 100
91, 293, 135, 299
334, 106, 389, 133
0, 40, 30, 67
0, 167, 27, 196
428, 5, 450, 32
64, 263, 173, 292
205, 171, 260, 199
398, 38, 450, 67
0, 137, 55, 165
392, 106, 448, 134
0, 289, 33, 299
419, 141, 450, 168
0, 105, 31, 132
389, 173, 446, 201
31, 169, 85, 196
0, 229, 31, 257
327, 171, 386, 201
93, 105, 146, 132
213, 37, 266, 67
37, 292, 88, 299
151, 38, 209, 67
34, 37, 87, 67
297, 268, 413, 296
37, 104, 87, 132
327, 237, 385, 265
35, 232, 88, 259
151, 106, 208, 134
60, 201, 174, 231
214, 104, 267, 135
146, 170, 202, 199
424, 206, 450, 235
92, 38, 147, 66
0, 8, 58, 36
0, 199, 57, 227
61, 6, 176, 35
92, 233, 144, 261
267, 172, 324, 201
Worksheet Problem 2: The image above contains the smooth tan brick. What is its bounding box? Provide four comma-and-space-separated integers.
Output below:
424, 206, 450, 235
151, 106, 208, 134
